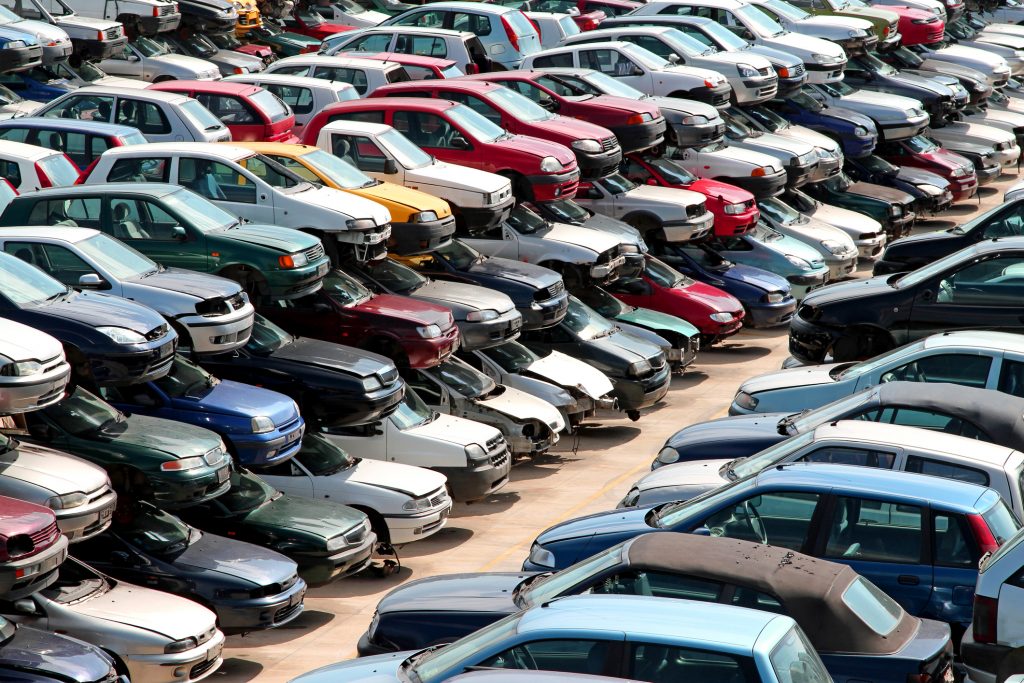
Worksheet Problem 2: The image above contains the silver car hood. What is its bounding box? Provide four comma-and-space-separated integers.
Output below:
0, 442, 108, 496
71, 580, 217, 641
416, 280, 515, 314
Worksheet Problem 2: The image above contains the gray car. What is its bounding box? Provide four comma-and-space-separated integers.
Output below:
165, 32, 264, 76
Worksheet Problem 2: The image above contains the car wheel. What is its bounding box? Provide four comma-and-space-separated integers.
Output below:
63, 344, 90, 390
108, 465, 154, 501
352, 506, 390, 545
219, 265, 269, 304
831, 328, 893, 362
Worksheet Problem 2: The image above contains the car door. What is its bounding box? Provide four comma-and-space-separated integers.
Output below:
474, 637, 625, 679
196, 93, 263, 142
578, 47, 650, 92
115, 97, 175, 144
1, 240, 121, 296
698, 490, 823, 552
577, 181, 618, 219
391, 109, 480, 172
105, 195, 209, 273
98, 43, 143, 78
403, 371, 452, 415
869, 352, 995, 391
929, 509, 981, 625
176, 156, 276, 225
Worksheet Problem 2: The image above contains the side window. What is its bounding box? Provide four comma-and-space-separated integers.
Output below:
937, 255, 1024, 305
393, 110, 464, 149
631, 35, 675, 60
1000, 359, 1024, 398
581, 49, 638, 78
328, 110, 385, 124
451, 11, 491, 34
703, 492, 821, 551
621, 158, 655, 184
116, 99, 170, 135
331, 133, 388, 173
43, 95, 114, 122
481, 639, 611, 675
107, 157, 171, 183
196, 94, 258, 124
178, 158, 256, 204
0, 159, 21, 188
731, 587, 786, 614
905, 456, 989, 486
404, 374, 443, 404
825, 497, 923, 563
346, 33, 392, 52
109, 198, 180, 241
403, 65, 434, 80
864, 406, 988, 440
798, 447, 896, 469
395, 35, 448, 57
269, 64, 310, 76
882, 354, 992, 389
503, 79, 555, 108
5, 243, 93, 284
24, 198, 100, 226
265, 84, 314, 115
590, 570, 723, 602
313, 66, 368, 95
441, 91, 500, 125
397, 9, 446, 26
630, 644, 757, 683
933, 512, 976, 568
0, 127, 28, 143
532, 52, 575, 68
266, 154, 319, 182
981, 203, 1024, 239
659, 3, 695, 13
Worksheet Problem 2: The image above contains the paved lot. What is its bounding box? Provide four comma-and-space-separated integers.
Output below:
215, 172, 1018, 683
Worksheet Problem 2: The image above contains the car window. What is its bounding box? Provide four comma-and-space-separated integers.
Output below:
43, 94, 114, 122
481, 639, 612, 675
591, 570, 723, 601
703, 492, 821, 551
532, 52, 575, 68
5, 243, 93, 285
0, 127, 27, 143
906, 455, 989, 487
108, 157, 171, 183
798, 447, 896, 469
981, 203, 1024, 239
179, 158, 256, 204
841, 576, 904, 635
25, 197, 100, 227
403, 372, 444, 404
452, 11, 491, 34
108, 197, 181, 241
440, 91, 500, 125
402, 65, 435, 80
503, 79, 557, 109
330, 133, 389, 172
395, 35, 448, 57
770, 627, 830, 683
881, 354, 992, 388
116, 98, 170, 135
0, 159, 21, 188
937, 255, 1024, 306
631, 643, 758, 683
54, 131, 110, 169
347, 33, 392, 52
398, 8, 446, 26
264, 84, 315, 115
330, 110, 386, 126
933, 512, 976, 568
196, 93, 258, 124
270, 64, 310, 76
998, 359, 1024, 398
731, 586, 786, 613
855, 407, 989, 440
580, 48, 638, 77
313, 66, 368, 94
393, 110, 466, 149
631, 35, 675, 60
825, 497, 923, 563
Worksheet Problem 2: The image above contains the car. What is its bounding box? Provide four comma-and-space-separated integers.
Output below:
232, 0, 259, 35
0, 184, 331, 303
237, 141, 456, 255
667, 142, 788, 200
842, 54, 961, 128
0, 25, 43, 73
261, 268, 460, 369
226, 73, 357, 136
719, 109, 821, 188
72, 501, 307, 634
34, 86, 232, 144
149, 80, 295, 143
4, 557, 225, 683
0, 317, 69, 413
176, 0, 238, 34
14, 386, 233, 509
0, 495, 66, 600
359, 533, 953, 683
332, 50, 463, 80
929, 121, 1022, 172
0, 140, 77, 192
801, 169, 916, 242
83, 143, 393, 260
379, 2, 540, 69
522, 462, 1020, 631
605, 255, 747, 345
767, 88, 878, 159
264, 53, 409, 97
461, 341, 616, 433
522, 42, 733, 109
844, 155, 954, 218
756, 197, 858, 281
785, 0, 902, 47
357, 0, 415, 17
964, 106, 1024, 153
0, 118, 145, 172
0, 0, 124, 61
403, 356, 565, 457
802, 82, 930, 145
743, 0, 879, 52
881, 44, 1002, 97
164, 28, 266, 78
943, 18, 1024, 74
0, 74, 50, 113
724, 105, 844, 182
0, 615, 119, 683
22, 57, 138, 91
96, 37, 220, 83
524, 10, 581, 49
324, 387, 511, 503
521, 295, 670, 420
298, 594, 830, 683
208, 29, 277, 64
875, 135, 978, 203
782, 187, 887, 261
320, 26, 491, 75
0, 228, 256, 355
449, 674, 642, 683
0, 251, 177, 387
653, 380, 1024, 469
910, 42, 1013, 90
282, 5, 356, 40
256, 432, 451, 545
249, 19, 322, 57
391, 240, 568, 330
313, 0, 388, 28
63, 0, 179, 36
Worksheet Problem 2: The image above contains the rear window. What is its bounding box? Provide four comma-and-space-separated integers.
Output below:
441, 64, 465, 78
249, 88, 291, 123
504, 9, 536, 36
983, 497, 1022, 545
841, 577, 902, 636
37, 153, 79, 187
558, 15, 581, 37
121, 131, 148, 146
386, 66, 412, 84
179, 99, 226, 133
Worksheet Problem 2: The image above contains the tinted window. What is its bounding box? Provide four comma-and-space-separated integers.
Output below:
704, 492, 820, 551
312, 66, 368, 94
196, 93, 258, 124
857, 407, 988, 440
108, 157, 171, 183
581, 48, 638, 77
6, 243, 92, 285
999, 359, 1024, 398
906, 456, 988, 486
481, 639, 611, 675
937, 255, 1024, 306
393, 110, 465, 149
631, 644, 758, 683
395, 35, 448, 57
330, 110, 385, 124
0, 127, 27, 142
347, 33, 392, 52
265, 84, 314, 115
398, 9, 446, 26
933, 512, 975, 568
532, 52, 575, 68
799, 447, 895, 468
882, 354, 992, 388
116, 99, 170, 135
452, 11, 491, 34
0, 158, 20, 187
825, 497, 923, 563
982, 498, 1021, 545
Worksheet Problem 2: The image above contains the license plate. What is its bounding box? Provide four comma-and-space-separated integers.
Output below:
216, 467, 229, 483
286, 430, 300, 443
209, 642, 223, 662
99, 506, 114, 522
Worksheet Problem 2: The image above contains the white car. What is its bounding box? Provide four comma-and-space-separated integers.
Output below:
746, 0, 877, 52
0, 317, 69, 413
84, 143, 393, 257
720, 108, 821, 187
254, 433, 451, 545
315, 120, 514, 234
98, 36, 220, 82
525, 10, 580, 49
963, 526, 1024, 683
6, 558, 225, 683
226, 73, 358, 136
324, 389, 511, 503
726, 104, 843, 181
929, 121, 1021, 170
670, 142, 788, 199
405, 356, 566, 458
783, 187, 887, 260
63, 0, 179, 36
264, 54, 408, 97
0, 138, 79, 190
320, 26, 489, 77
0, 0, 125, 60
320, 0, 388, 27
758, 196, 858, 280
916, 43, 1014, 87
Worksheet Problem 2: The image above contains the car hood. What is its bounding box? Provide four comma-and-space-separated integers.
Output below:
216, 223, 319, 253
244, 494, 364, 541
703, 143, 782, 170
0, 318, 63, 360
737, 130, 816, 155
647, 95, 719, 119
971, 108, 1024, 127
2, 100, 41, 117
528, 350, 614, 399
847, 180, 915, 204
415, 280, 514, 313
714, 262, 789, 291
476, 385, 563, 428
762, 33, 845, 60
0, 442, 107, 496
774, 124, 840, 153
188, 378, 298, 424
497, 134, 576, 166
623, 183, 704, 209
467, 256, 561, 289
918, 59, 989, 81
898, 165, 951, 186
345, 457, 447, 498
411, 160, 509, 194
357, 292, 451, 328
73, 580, 216, 641
932, 120, 1014, 146
377, 572, 523, 614
152, 52, 220, 73
637, 458, 728, 490
0, 625, 114, 681
707, 50, 772, 69
797, 15, 874, 35
296, 185, 391, 225
536, 505, 650, 545
802, 273, 897, 305
537, 220, 621, 253
107, 412, 221, 457
15, 19, 68, 42
214, 49, 263, 68
272, 336, 387, 378
808, 201, 883, 234
666, 412, 787, 449
582, 212, 645, 249
296, 653, 405, 681
139, 268, 241, 300
688, 177, 752, 205
542, 113, 615, 142
355, 180, 449, 216
972, 32, 1024, 49
933, 43, 1008, 68
738, 363, 841, 395
841, 88, 923, 114
175, 531, 295, 585
49, 290, 164, 334
887, 70, 955, 95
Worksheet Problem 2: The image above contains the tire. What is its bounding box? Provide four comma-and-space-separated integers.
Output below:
218, 265, 269, 303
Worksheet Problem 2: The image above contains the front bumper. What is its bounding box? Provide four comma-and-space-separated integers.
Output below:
71, 35, 127, 60
662, 212, 714, 243
713, 207, 759, 236
950, 173, 979, 201
668, 119, 724, 149
837, 34, 878, 54
89, 336, 177, 386
505, 427, 558, 457
995, 144, 1021, 169
0, 359, 70, 412
787, 270, 829, 300
212, 577, 307, 634
178, 303, 255, 355
589, 254, 628, 284
854, 233, 886, 260
878, 118, 930, 141
825, 255, 858, 281
745, 298, 797, 328
688, 82, 732, 109
879, 30, 903, 49
884, 209, 915, 239
265, 258, 329, 300
524, 168, 580, 202
229, 420, 304, 466
453, 195, 514, 234
725, 170, 788, 199
974, 160, 1002, 185
809, 154, 842, 182
138, 13, 183, 35
56, 488, 117, 542
458, 309, 522, 351
311, 383, 405, 429
0, 44, 42, 72
296, 530, 377, 587
388, 215, 456, 255
609, 118, 667, 154
735, 75, 778, 105
41, 41, 73, 63
236, 9, 262, 35
0, 533, 66, 600
435, 448, 510, 502
610, 363, 671, 412
575, 145, 623, 180
776, 67, 809, 96
123, 629, 225, 683
521, 292, 569, 330
384, 503, 451, 545
786, 160, 817, 188
840, 132, 878, 159
152, 464, 232, 509
788, 310, 838, 363
804, 62, 846, 84
401, 325, 460, 369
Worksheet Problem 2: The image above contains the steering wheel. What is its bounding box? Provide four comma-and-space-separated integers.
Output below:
511, 647, 538, 670
743, 500, 767, 544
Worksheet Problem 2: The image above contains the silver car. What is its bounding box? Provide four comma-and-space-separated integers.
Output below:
0, 317, 70, 413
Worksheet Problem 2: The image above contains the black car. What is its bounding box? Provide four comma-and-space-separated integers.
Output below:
0, 252, 177, 387
72, 502, 307, 634
791, 236, 1024, 363
802, 172, 916, 240
177, 0, 238, 32
880, 46, 993, 106
393, 240, 568, 330
0, 615, 118, 683
844, 154, 953, 217
843, 52, 960, 126
873, 195, 1024, 275
198, 314, 404, 430
948, 144, 1003, 186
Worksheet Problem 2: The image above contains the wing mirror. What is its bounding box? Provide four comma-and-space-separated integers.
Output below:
693, 525, 712, 536
12, 599, 36, 615
78, 273, 104, 288
450, 135, 470, 150
668, 54, 680, 64
632, 66, 644, 76
383, 158, 398, 174
171, 226, 187, 241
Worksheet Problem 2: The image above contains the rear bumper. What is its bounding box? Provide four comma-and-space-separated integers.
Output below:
0, 534, 66, 600
71, 35, 127, 60
137, 13, 182, 34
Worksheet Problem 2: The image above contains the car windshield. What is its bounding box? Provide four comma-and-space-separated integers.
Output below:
598, 173, 638, 194
562, 296, 616, 341
155, 356, 219, 399
391, 388, 434, 429
655, 476, 756, 528
645, 256, 693, 288
507, 204, 549, 234
782, 388, 875, 434
0, 252, 68, 307
744, 105, 789, 132
301, 147, 376, 189
180, 99, 228, 134
539, 198, 590, 223
299, 7, 329, 25
576, 287, 629, 318
621, 43, 672, 70
821, 80, 855, 97
892, 45, 923, 67
769, 627, 831, 683
334, 0, 365, 11
489, 86, 555, 122
788, 89, 823, 113
857, 52, 897, 76
904, 134, 938, 154
430, 358, 495, 399
48, 59, 107, 83
239, 153, 308, 190
664, 27, 718, 55
735, 4, 787, 37
693, 19, 750, 49
724, 111, 755, 138
784, 188, 819, 212
377, 127, 433, 170
448, 103, 508, 144
762, 0, 810, 20
894, 246, 980, 288
435, 239, 483, 269
983, 498, 1022, 545
181, 33, 217, 57
133, 36, 169, 57
250, 88, 292, 123
481, 340, 539, 373
210, 31, 243, 49
163, 189, 238, 232
41, 558, 110, 605
521, 543, 625, 607
365, 257, 428, 294
759, 197, 801, 225
835, 340, 926, 380
297, 433, 356, 476
645, 155, 697, 184
842, 576, 904, 636
860, 154, 898, 177
322, 270, 373, 306
219, 470, 277, 513
0, 82, 22, 105
582, 70, 647, 98
406, 612, 525, 683
78, 233, 159, 280
43, 387, 124, 436
246, 314, 294, 353
118, 505, 196, 555
820, 172, 853, 192
728, 430, 815, 480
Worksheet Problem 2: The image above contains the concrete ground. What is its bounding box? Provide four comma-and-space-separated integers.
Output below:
214, 171, 1017, 683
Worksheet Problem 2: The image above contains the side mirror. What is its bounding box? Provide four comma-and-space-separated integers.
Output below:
373, 421, 384, 436
78, 273, 104, 288
12, 599, 36, 614
171, 226, 187, 241
539, 98, 559, 112
668, 54, 680, 64
111, 551, 133, 566
632, 66, 644, 76
128, 54, 140, 62
382, 158, 398, 174
450, 135, 470, 150
693, 525, 712, 536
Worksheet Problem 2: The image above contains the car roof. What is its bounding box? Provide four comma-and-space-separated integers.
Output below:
646, 0, 742, 7
920, 329, 1024, 353
0, 227, 100, 243
98, 142, 254, 162
414, 1, 523, 14
149, 80, 263, 97
755, 463, 994, 513
16, 183, 183, 199
622, 534, 918, 654
226, 74, 357, 93
273, 54, 400, 70
449, 673, 643, 683
338, 51, 458, 68
526, 67, 603, 78
519, 595, 787, 652
331, 97, 459, 112
539, 40, 633, 52
64, 86, 191, 103
0, 117, 141, 137
0, 139, 63, 160
381, 79, 502, 94
357, 25, 475, 37
808, 420, 1017, 466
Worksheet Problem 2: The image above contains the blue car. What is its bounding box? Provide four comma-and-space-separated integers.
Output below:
650, 241, 797, 328
295, 594, 829, 683
769, 92, 879, 159
523, 463, 1021, 629
102, 354, 304, 466
0, 69, 74, 103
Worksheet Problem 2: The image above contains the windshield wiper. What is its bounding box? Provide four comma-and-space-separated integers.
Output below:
45, 288, 69, 302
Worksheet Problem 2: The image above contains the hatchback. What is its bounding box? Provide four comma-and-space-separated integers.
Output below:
0, 139, 78, 191
225, 73, 358, 136
0, 118, 145, 171
333, 50, 464, 79
321, 26, 491, 74
149, 80, 297, 142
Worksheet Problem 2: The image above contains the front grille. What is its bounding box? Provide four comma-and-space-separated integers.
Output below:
428, 489, 447, 507
86, 486, 110, 505
29, 521, 58, 551
686, 202, 706, 220
789, 63, 805, 77
39, 354, 63, 374
649, 354, 666, 371
303, 243, 325, 263
710, 91, 730, 107
534, 279, 565, 301
490, 449, 509, 469
485, 434, 504, 452
196, 626, 217, 646
274, 602, 302, 624
190, 658, 218, 680
377, 366, 399, 386
145, 324, 168, 341
600, 137, 617, 152
344, 519, 370, 545
757, 67, 772, 77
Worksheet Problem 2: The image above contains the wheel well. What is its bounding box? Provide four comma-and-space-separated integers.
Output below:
498, 170, 531, 202
102, 649, 130, 678
622, 213, 664, 241
108, 465, 154, 499
218, 264, 269, 302
364, 336, 407, 368
351, 505, 389, 544
152, 75, 174, 83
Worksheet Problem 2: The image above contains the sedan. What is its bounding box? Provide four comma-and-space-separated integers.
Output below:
843, 154, 955, 218
0, 495, 66, 600
0, 317, 69, 413
874, 137, 977, 205
802, 170, 916, 241
0, 615, 118, 683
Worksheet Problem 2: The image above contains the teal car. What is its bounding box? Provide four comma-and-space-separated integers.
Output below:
250, 20, 321, 56
710, 221, 829, 301
576, 286, 700, 372
0, 183, 331, 302
13, 387, 232, 508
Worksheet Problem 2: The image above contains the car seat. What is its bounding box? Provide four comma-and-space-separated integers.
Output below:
12, 247, 34, 266
112, 202, 150, 240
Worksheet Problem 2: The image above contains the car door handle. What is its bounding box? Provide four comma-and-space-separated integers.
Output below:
897, 575, 920, 586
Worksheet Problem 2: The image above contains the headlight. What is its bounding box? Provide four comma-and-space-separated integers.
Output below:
974, 82, 988, 92
890, 205, 902, 217
847, 29, 864, 37
571, 139, 603, 153
416, 324, 441, 339
709, 312, 734, 323
47, 492, 87, 510
403, 497, 432, 511
97, 326, 147, 344
216, 588, 255, 600
164, 637, 198, 654
362, 376, 382, 392
279, 251, 308, 268
327, 533, 347, 551
723, 202, 747, 215
346, 218, 378, 231
528, 542, 556, 568
251, 416, 275, 433
854, 125, 870, 137
657, 446, 680, 465
412, 211, 438, 222
920, 184, 942, 197
734, 391, 759, 410
765, 291, 785, 303
812, 53, 839, 64
0, 356, 42, 376
466, 309, 499, 322
785, 255, 811, 269
681, 115, 709, 125
951, 166, 970, 177
821, 240, 847, 256
628, 359, 652, 377
736, 63, 758, 78
539, 156, 561, 173
3, 40, 25, 49
465, 443, 489, 463
160, 456, 205, 472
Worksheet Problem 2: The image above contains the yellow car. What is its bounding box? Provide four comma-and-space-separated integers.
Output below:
235, 142, 456, 254
234, 0, 263, 36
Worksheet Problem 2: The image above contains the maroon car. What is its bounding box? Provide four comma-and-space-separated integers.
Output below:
262, 269, 461, 369
465, 71, 665, 154
334, 51, 464, 80
877, 136, 979, 202
283, 6, 356, 40
371, 79, 623, 179
0, 495, 67, 600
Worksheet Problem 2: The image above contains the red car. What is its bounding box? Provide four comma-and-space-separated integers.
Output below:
537, 0, 639, 17
520, 0, 605, 30
889, 5, 944, 45
261, 269, 460, 369
372, 79, 622, 179
334, 51, 464, 80
300, 97, 581, 203
0, 495, 67, 600
877, 136, 978, 202
283, 7, 356, 40
605, 255, 744, 345
150, 80, 299, 143
621, 152, 759, 237
465, 71, 665, 154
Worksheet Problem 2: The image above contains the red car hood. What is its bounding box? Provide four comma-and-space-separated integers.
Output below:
356, 293, 453, 327
235, 44, 273, 58
919, 147, 972, 173
538, 114, 614, 142
500, 134, 576, 166
688, 177, 754, 205
582, 94, 661, 118
667, 278, 742, 313
0, 495, 56, 539
888, 5, 936, 20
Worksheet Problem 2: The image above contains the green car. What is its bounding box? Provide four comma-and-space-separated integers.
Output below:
249, 20, 321, 56
176, 470, 377, 586
15, 387, 232, 508
575, 287, 700, 373
790, 0, 901, 48
0, 183, 331, 301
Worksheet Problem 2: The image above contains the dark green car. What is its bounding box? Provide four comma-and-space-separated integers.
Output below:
0, 183, 331, 301
13, 387, 232, 508
249, 20, 321, 56
800, 174, 916, 241
176, 470, 376, 586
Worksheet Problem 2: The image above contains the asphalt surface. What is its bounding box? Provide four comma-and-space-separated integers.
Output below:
214, 171, 1018, 683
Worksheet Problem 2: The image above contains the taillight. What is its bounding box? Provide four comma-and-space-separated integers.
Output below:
466, 62, 480, 74
153, 5, 160, 16
972, 594, 999, 644
501, 15, 520, 52
968, 513, 1001, 556
34, 163, 51, 188
77, 158, 101, 185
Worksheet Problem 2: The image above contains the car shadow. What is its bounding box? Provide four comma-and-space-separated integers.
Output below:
575, 423, 641, 448
228, 610, 337, 646
309, 565, 416, 598
671, 370, 709, 390
701, 342, 773, 360
451, 490, 522, 518
213, 657, 264, 682
396, 526, 475, 557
